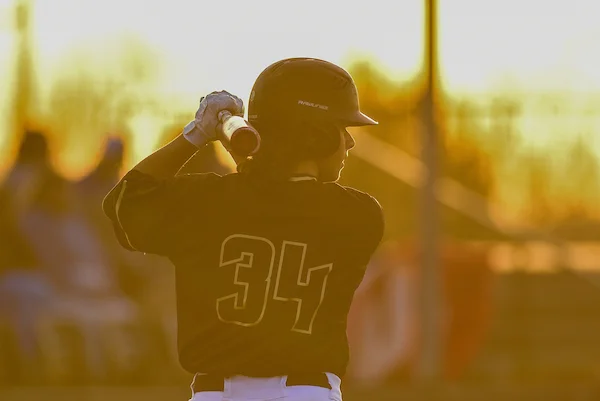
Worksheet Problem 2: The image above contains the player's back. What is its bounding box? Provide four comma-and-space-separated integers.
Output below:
167, 173, 383, 377
103, 170, 383, 378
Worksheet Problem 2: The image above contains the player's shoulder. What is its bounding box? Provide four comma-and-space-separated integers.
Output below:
327, 183, 383, 217
326, 184, 385, 244
329, 183, 381, 206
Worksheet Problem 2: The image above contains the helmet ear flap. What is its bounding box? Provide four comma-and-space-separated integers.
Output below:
252, 117, 341, 159
298, 121, 340, 158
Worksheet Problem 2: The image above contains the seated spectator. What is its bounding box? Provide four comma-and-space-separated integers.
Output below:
0, 186, 51, 376
0, 131, 56, 380
3, 130, 52, 214
75, 138, 175, 323
15, 150, 138, 381
20, 169, 117, 295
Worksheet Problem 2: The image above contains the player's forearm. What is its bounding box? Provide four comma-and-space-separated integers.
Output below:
132, 135, 199, 179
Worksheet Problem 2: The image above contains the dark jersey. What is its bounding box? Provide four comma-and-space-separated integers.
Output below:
103, 170, 384, 377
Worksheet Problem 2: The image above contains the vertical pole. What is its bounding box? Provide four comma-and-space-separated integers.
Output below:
11, 0, 35, 139
417, 0, 442, 381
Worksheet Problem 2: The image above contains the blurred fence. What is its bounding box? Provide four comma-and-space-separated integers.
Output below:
344, 131, 600, 387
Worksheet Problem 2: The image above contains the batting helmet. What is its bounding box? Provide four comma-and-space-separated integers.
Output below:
247, 58, 377, 157
249, 57, 377, 127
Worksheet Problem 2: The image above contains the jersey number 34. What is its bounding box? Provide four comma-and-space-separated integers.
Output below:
216, 234, 333, 334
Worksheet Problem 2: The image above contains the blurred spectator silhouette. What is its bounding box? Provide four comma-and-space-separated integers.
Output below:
3, 130, 53, 213
20, 167, 117, 295
0, 131, 141, 383
1, 128, 274, 385
0, 131, 56, 380
75, 138, 144, 299
22, 165, 139, 382
77, 137, 124, 206
75, 137, 180, 376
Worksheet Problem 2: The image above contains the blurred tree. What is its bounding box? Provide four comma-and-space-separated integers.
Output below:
559, 135, 600, 219
44, 34, 164, 178
349, 60, 498, 197
345, 60, 503, 239
349, 60, 421, 156
346, 62, 600, 232
439, 101, 494, 197
5, 0, 38, 168
522, 154, 553, 227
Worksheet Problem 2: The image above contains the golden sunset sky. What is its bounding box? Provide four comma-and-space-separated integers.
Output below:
0, 0, 599, 174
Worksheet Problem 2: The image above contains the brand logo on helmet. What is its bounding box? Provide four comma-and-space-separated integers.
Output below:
297, 100, 329, 110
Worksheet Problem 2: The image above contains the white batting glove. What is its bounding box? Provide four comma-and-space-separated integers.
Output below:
182, 90, 245, 148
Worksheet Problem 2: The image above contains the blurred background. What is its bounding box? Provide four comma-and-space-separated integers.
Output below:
1, 0, 600, 400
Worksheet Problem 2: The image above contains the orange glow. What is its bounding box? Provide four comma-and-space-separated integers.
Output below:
0, 0, 599, 216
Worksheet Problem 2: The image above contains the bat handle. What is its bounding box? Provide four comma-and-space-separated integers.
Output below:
218, 111, 261, 156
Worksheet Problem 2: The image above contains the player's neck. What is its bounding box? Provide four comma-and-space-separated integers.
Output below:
289, 160, 319, 180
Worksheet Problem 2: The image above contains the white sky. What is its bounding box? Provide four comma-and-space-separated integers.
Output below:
0, 0, 594, 94
0, 0, 599, 163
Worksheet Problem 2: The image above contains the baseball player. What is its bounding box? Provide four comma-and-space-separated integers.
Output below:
103, 58, 384, 401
